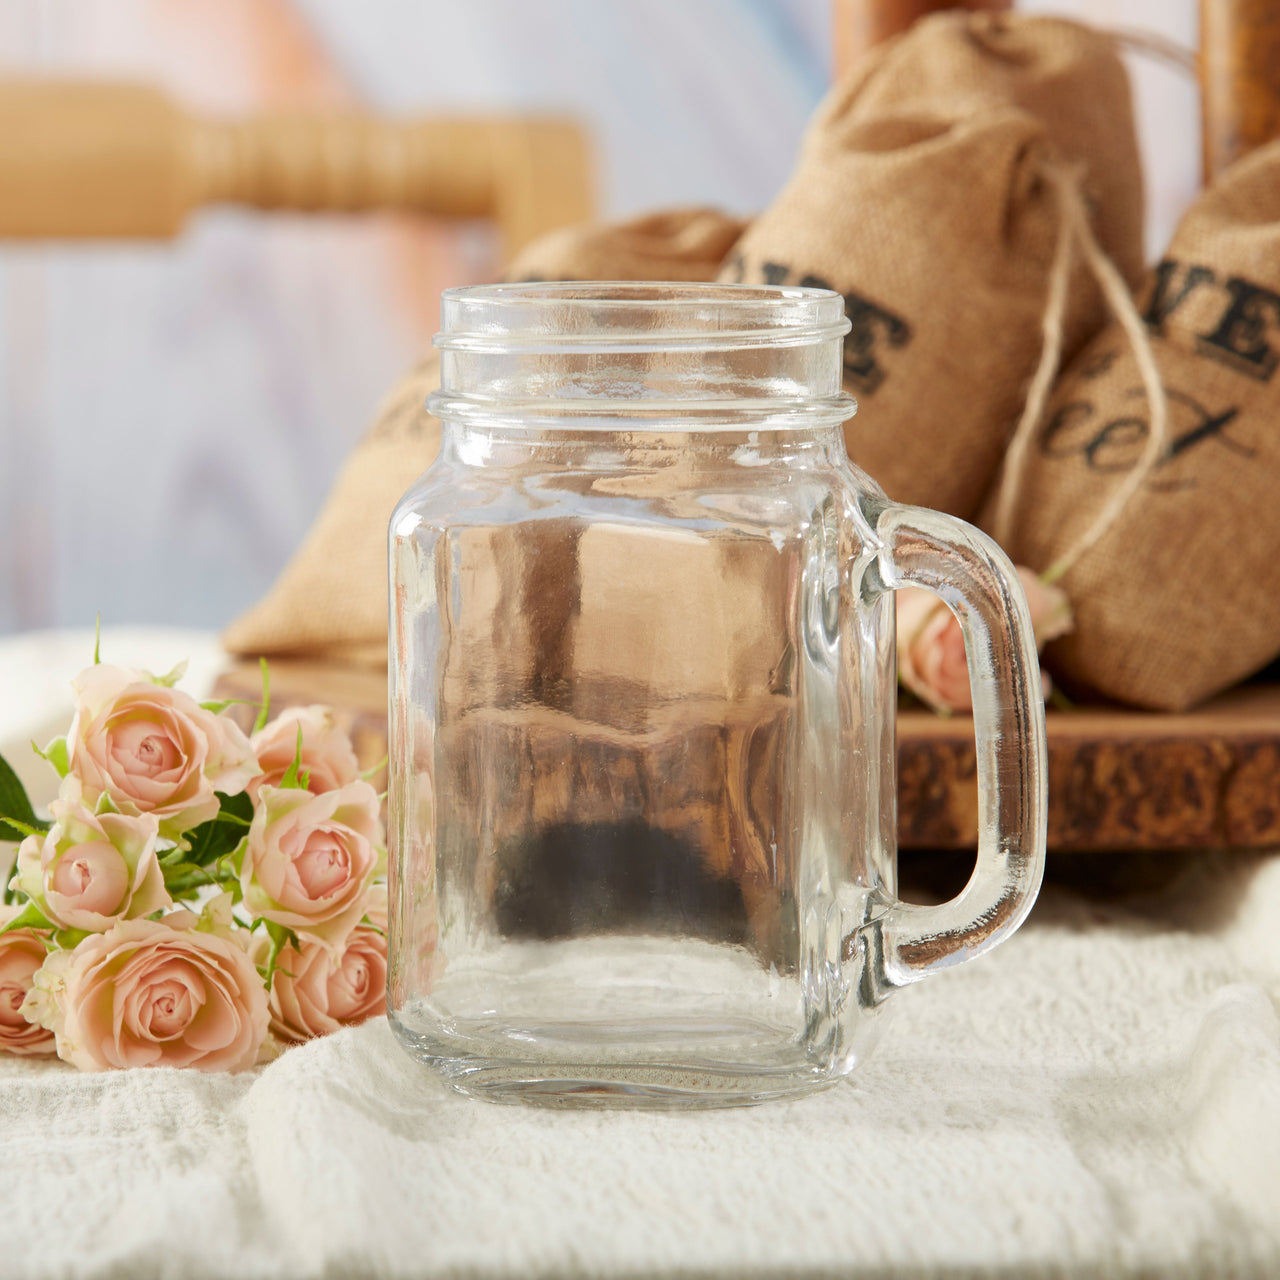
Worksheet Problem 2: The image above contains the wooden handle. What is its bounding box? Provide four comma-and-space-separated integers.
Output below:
0, 80, 593, 257
1200, 0, 1280, 181
833, 0, 1013, 76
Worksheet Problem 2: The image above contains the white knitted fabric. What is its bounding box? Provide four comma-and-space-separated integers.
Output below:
1, 852, 1278, 1279
2, 630, 1278, 1277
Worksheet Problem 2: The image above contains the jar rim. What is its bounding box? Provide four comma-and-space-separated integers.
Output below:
439, 281, 843, 307
434, 281, 851, 353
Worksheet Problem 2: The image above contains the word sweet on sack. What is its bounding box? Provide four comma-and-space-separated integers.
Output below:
987, 138, 1280, 711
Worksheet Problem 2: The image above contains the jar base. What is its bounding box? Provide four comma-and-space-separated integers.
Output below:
427, 1057, 840, 1110
391, 1018, 842, 1110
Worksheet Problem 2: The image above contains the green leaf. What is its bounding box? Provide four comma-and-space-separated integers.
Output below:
93, 614, 101, 665
95, 790, 119, 816
256, 919, 299, 992
278, 726, 305, 791
167, 852, 245, 897
152, 659, 189, 689
0, 750, 50, 843
166, 866, 237, 898
253, 658, 271, 735
359, 912, 386, 937
200, 698, 258, 714
222, 791, 254, 823
162, 860, 205, 880
52, 927, 90, 950
32, 735, 70, 779
360, 754, 389, 782
0, 899, 53, 936
0, 817, 43, 840
1048, 685, 1076, 712
179, 791, 255, 869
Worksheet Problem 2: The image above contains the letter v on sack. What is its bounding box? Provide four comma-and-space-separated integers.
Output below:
1141, 258, 1215, 333
1142, 259, 1280, 385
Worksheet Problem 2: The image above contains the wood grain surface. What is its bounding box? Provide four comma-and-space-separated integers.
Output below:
898, 684, 1280, 850
214, 660, 1280, 852
0, 81, 592, 257
1200, 0, 1280, 180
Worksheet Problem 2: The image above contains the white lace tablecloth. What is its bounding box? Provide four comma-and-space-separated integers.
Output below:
2, 629, 1279, 1279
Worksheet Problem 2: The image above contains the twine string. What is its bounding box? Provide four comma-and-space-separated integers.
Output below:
1104, 27, 1200, 78
991, 160, 1170, 585
990, 163, 1078, 550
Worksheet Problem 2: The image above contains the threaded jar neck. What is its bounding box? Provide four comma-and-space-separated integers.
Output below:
428, 282, 855, 432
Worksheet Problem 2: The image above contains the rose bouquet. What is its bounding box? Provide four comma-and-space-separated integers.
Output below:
0, 645, 387, 1071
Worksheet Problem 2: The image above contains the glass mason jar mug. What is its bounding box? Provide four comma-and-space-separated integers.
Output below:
388, 283, 1046, 1107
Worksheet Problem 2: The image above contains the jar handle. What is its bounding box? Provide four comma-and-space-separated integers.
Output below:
869, 501, 1048, 985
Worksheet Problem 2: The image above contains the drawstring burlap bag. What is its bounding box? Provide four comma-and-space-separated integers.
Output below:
720, 10, 1143, 519
222, 353, 443, 667
985, 138, 1280, 712
223, 208, 744, 665
506, 206, 746, 283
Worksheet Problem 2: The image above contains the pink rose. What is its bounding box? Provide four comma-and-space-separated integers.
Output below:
1020, 570, 1074, 650
22, 909, 268, 1071
248, 706, 361, 801
897, 588, 970, 714
260, 886, 386, 1042
13, 803, 169, 932
896, 567, 1073, 714
238, 781, 381, 949
0, 908, 55, 1055
64, 664, 259, 837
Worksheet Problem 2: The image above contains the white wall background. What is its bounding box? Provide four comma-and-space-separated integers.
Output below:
0, 0, 1201, 638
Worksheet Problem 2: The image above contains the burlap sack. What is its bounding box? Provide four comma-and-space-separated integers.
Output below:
223, 208, 744, 665
506, 206, 746, 283
221, 354, 442, 666
984, 139, 1280, 712
720, 11, 1144, 519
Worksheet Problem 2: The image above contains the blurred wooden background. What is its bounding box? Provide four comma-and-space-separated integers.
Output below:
0, 0, 1200, 640
7, 0, 1266, 854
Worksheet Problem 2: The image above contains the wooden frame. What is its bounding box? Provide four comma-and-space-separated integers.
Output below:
0, 80, 593, 260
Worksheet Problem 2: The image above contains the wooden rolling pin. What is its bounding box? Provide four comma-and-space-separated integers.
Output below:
0, 80, 593, 257
833, 0, 1012, 74
1200, 0, 1280, 179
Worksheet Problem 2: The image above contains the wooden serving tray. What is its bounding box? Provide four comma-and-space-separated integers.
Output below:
214, 661, 1280, 852
898, 684, 1280, 851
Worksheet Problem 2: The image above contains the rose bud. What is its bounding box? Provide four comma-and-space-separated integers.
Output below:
13, 803, 169, 933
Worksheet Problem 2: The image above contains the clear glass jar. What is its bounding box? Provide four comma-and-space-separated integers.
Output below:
388, 283, 1046, 1108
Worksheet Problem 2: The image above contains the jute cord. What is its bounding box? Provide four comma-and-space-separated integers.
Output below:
990, 160, 1170, 585
1105, 27, 1200, 78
